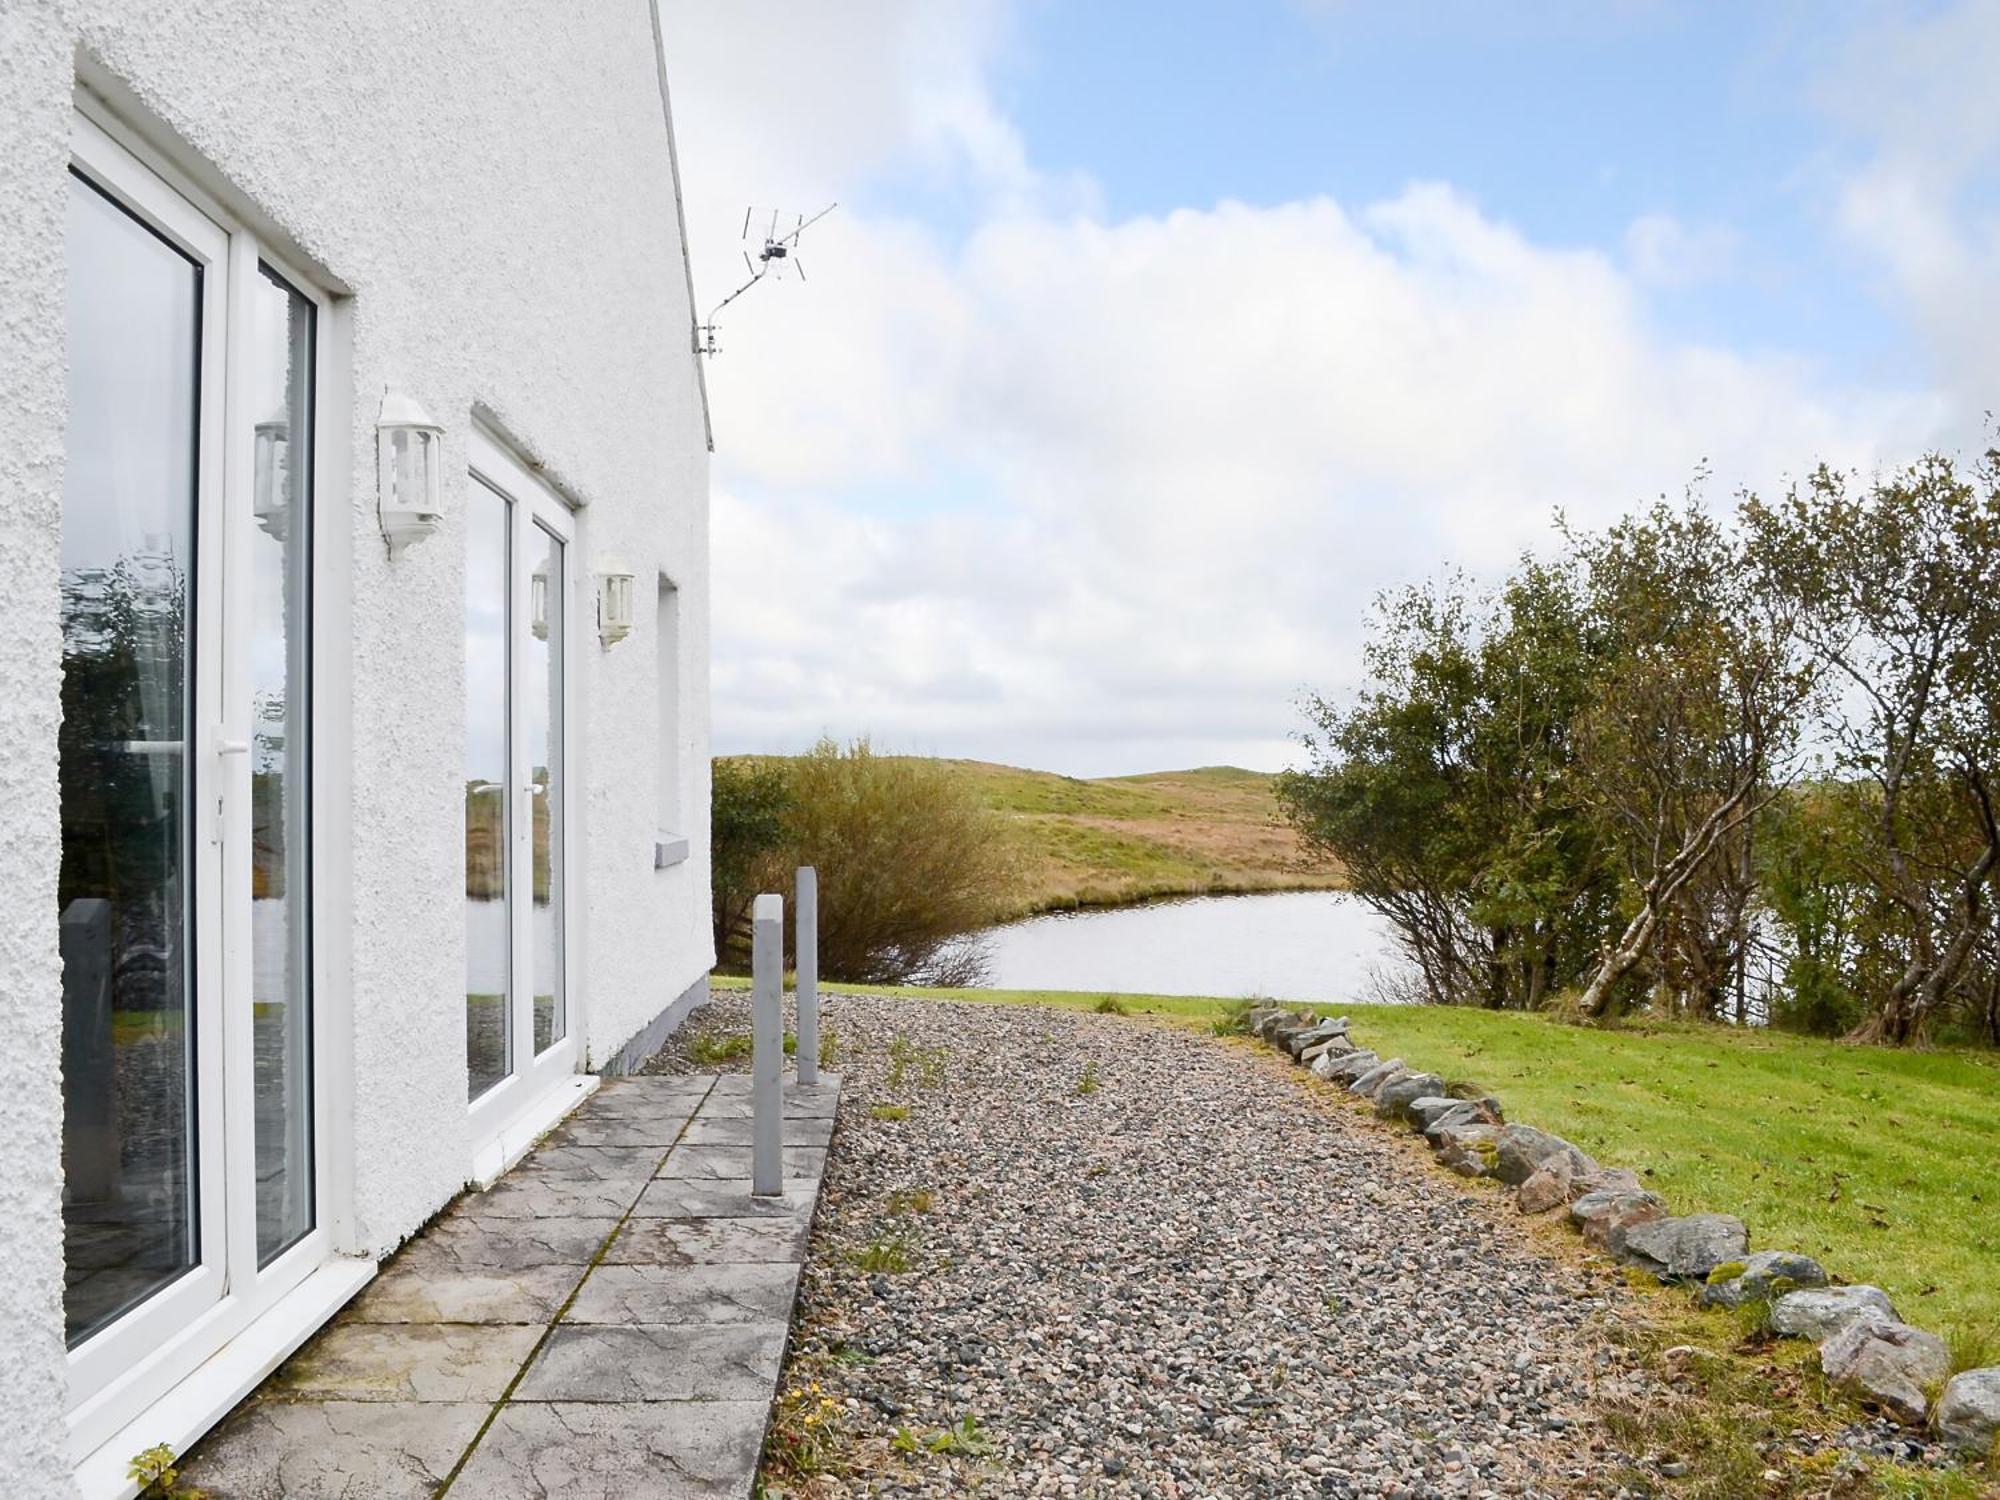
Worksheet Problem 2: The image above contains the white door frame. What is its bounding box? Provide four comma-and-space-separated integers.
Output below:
64, 100, 347, 1465
465, 428, 584, 1177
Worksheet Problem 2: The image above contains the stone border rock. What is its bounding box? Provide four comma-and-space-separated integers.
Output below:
1244, 1005, 1997, 1455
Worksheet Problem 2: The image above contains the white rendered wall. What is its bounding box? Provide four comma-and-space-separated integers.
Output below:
0, 4, 713, 1487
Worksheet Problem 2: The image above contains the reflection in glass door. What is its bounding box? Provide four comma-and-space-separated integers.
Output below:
464, 441, 577, 1129
465, 484, 511, 1099
59, 167, 206, 1349
61, 114, 325, 1437
527, 523, 564, 1054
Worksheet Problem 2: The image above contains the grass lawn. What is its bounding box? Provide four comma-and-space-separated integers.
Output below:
740, 977, 2000, 1354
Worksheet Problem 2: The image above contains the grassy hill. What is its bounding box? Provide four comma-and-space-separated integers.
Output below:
944, 760, 1342, 920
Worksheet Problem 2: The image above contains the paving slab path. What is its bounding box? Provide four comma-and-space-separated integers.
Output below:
182, 1072, 841, 1500
648, 993, 1637, 1499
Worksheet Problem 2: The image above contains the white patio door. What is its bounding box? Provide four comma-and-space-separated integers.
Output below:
465, 433, 580, 1160
62, 107, 331, 1455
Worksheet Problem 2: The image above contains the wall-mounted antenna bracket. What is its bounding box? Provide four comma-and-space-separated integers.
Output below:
697, 202, 837, 356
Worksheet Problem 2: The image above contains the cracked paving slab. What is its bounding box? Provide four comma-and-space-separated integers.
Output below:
657, 1143, 826, 1180
515, 1323, 787, 1402
606, 1214, 815, 1266
270, 1323, 545, 1403
348, 1261, 588, 1324
629, 1177, 817, 1219
679, 1114, 836, 1148
563, 1263, 801, 1325
447, 1400, 769, 1499
177, 1400, 491, 1499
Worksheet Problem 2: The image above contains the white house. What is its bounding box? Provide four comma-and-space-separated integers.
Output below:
0, 5, 714, 1494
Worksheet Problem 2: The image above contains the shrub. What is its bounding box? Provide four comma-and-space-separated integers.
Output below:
712, 739, 1016, 984
710, 756, 795, 963
779, 739, 1015, 985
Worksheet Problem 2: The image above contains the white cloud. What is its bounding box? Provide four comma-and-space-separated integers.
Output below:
666, 3, 1942, 777
1818, 0, 2000, 420
1623, 213, 1739, 287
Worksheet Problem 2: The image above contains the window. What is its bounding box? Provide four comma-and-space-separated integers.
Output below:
62, 102, 335, 1459
656, 577, 688, 867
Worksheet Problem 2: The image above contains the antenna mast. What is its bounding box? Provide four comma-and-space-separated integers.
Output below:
698, 202, 837, 356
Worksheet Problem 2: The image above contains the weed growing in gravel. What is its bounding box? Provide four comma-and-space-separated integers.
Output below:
687, 1031, 753, 1065
1075, 1061, 1101, 1096
761, 1379, 849, 1481
868, 1103, 911, 1122
885, 1187, 935, 1214
845, 1230, 919, 1274
892, 1414, 994, 1458
818, 1023, 842, 1069
1093, 995, 1128, 1015
887, 1034, 948, 1089
1210, 998, 1258, 1035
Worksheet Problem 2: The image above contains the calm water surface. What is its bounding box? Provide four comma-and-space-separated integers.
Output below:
976, 890, 1399, 1002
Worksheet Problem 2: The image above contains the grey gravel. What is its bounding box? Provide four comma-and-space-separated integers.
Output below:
652, 993, 1635, 1497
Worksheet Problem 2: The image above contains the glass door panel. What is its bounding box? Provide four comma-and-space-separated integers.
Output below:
465, 482, 512, 1099
59, 170, 203, 1347
527, 524, 564, 1054
245, 265, 315, 1265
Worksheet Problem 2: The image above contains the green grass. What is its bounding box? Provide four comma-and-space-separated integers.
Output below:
751, 975, 2000, 1350
727, 755, 1340, 919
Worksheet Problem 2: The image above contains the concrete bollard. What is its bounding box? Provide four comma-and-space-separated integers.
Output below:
751, 892, 784, 1197
795, 866, 819, 1087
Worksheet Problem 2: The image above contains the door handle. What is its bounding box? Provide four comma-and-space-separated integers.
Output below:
218, 739, 251, 756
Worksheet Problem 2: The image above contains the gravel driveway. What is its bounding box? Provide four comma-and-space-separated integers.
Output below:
647, 993, 1635, 1498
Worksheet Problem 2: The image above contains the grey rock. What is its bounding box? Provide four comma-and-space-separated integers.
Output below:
1307, 1050, 1340, 1079
1300, 1035, 1356, 1064
1346, 1058, 1406, 1098
1936, 1368, 2000, 1456
1263, 1011, 1317, 1043
1492, 1124, 1596, 1187
1569, 1189, 1667, 1251
1287, 1019, 1351, 1057
1420, 1100, 1503, 1141
1819, 1318, 1950, 1426
1516, 1158, 1577, 1214
1323, 1050, 1380, 1084
1696, 1250, 1830, 1309
1770, 1285, 1898, 1341
1431, 1122, 1502, 1178
1375, 1072, 1447, 1122
1407, 1096, 1464, 1131
1616, 1213, 1749, 1282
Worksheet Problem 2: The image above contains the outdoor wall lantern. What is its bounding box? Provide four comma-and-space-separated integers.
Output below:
531, 558, 551, 642
597, 557, 636, 647
376, 389, 445, 556
253, 405, 290, 541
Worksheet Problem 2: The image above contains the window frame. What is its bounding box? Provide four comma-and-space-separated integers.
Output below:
64, 96, 355, 1473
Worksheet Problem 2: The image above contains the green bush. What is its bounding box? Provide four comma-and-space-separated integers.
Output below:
711, 738, 1016, 985
710, 756, 795, 961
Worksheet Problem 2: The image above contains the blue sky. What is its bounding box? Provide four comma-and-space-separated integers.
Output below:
669, 0, 2000, 775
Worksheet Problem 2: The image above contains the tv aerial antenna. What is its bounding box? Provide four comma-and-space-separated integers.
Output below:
698, 202, 837, 356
